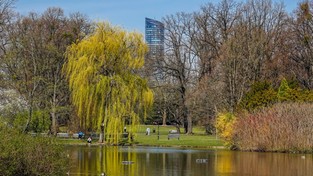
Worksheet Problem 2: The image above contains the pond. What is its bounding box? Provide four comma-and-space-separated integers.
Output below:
67, 145, 313, 176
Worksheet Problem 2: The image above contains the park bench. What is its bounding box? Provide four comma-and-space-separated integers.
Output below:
90, 133, 99, 139
168, 130, 180, 140
57, 132, 69, 138
72, 133, 79, 138
122, 133, 135, 141
29, 132, 48, 137
122, 132, 129, 139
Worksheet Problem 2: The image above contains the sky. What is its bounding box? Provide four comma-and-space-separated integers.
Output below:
14, 0, 299, 34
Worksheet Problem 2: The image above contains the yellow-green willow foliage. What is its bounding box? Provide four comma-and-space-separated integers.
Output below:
70, 146, 138, 175
64, 23, 153, 144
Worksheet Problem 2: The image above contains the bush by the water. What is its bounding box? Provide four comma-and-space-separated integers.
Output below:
0, 125, 68, 175
215, 112, 236, 147
234, 103, 313, 152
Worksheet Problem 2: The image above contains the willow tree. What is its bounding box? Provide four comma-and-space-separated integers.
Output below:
64, 23, 153, 144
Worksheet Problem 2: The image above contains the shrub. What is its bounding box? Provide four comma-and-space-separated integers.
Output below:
233, 103, 313, 152
239, 79, 313, 112
215, 112, 236, 147
239, 81, 277, 111
13, 110, 51, 133
0, 125, 68, 175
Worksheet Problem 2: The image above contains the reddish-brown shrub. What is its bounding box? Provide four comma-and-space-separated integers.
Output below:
233, 103, 313, 152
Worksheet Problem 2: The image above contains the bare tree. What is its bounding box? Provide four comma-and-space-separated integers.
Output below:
219, 0, 288, 111
289, 1, 313, 89
2, 8, 90, 133
150, 0, 289, 130
0, 0, 16, 86
39, 8, 90, 135
241, 0, 287, 80
191, 0, 242, 94
191, 0, 241, 121
159, 12, 198, 134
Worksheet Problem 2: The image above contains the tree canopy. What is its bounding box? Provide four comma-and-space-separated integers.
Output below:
1, 7, 90, 134
64, 23, 153, 143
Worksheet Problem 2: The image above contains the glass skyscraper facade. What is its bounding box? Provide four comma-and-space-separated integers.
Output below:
145, 17, 164, 59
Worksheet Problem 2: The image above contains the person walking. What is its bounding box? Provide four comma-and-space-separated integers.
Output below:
146, 128, 150, 135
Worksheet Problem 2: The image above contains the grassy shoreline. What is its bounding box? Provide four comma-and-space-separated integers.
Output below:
56, 125, 225, 149
57, 134, 225, 149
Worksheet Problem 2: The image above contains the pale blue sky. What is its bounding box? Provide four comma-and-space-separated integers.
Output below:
14, 0, 299, 34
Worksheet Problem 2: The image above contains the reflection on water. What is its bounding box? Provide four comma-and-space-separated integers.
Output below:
67, 145, 313, 176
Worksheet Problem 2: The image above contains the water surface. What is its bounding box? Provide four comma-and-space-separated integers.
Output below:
68, 145, 313, 176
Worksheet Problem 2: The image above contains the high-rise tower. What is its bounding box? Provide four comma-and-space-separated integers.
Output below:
145, 17, 164, 59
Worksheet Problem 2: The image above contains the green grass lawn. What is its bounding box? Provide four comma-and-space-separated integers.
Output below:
136, 125, 207, 135
134, 125, 223, 148
135, 133, 223, 148
56, 125, 225, 148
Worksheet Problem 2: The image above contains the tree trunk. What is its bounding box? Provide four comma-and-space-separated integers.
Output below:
51, 111, 57, 135
187, 113, 193, 134
183, 114, 188, 134
162, 108, 167, 126
50, 75, 58, 136
99, 123, 105, 143
182, 100, 191, 134
23, 106, 33, 133
24, 92, 35, 133
99, 133, 104, 143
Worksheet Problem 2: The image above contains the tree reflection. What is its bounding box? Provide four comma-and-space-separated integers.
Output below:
69, 146, 138, 175
68, 146, 313, 176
